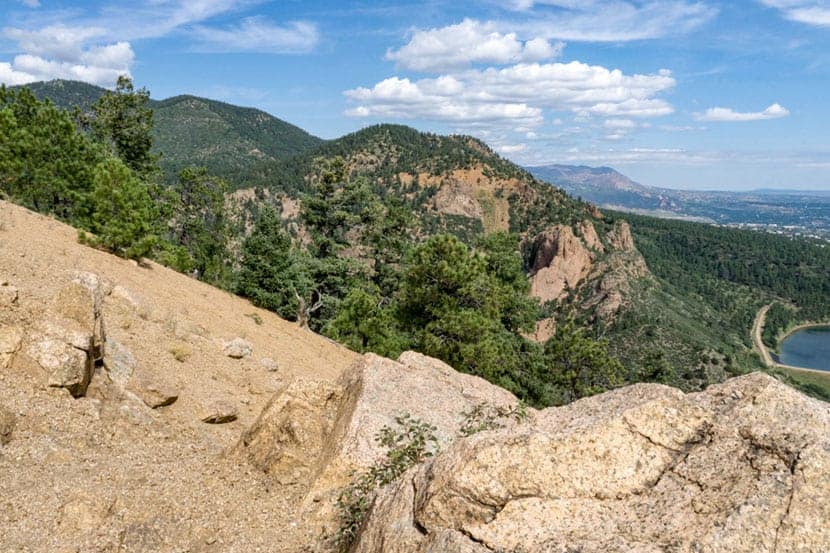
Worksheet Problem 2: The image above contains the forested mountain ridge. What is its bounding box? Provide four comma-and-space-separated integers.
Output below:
4, 79, 829, 404
245, 123, 593, 237
16, 79, 324, 183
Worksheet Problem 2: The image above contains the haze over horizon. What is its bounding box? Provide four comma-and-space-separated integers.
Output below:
2, 0, 830, 191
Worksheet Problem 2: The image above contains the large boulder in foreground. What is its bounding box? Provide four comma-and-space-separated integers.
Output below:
233, 351, 519, 525
355, 372, 830, 553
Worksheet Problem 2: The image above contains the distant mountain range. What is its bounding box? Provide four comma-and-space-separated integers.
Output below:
528, 164, 830, 240
18, 79, 323, 182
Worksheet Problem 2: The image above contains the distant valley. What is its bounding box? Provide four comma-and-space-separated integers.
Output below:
528, 164, 830, 241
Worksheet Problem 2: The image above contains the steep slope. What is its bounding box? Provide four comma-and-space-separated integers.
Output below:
0, 199, 357, 550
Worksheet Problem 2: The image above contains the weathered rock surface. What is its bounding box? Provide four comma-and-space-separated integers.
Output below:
0, 405, 14, 445
0, 324, 23, 369
224, 337, 253, 359
201, 400, 238, 423
233, 351, 520, 529
26, 338, 91, 397
23, 273, 110, 397
0, 284, 18, 306
103, 339, 136, 386
577, 219, 604, 253
528, 224, 594, 303
128, 372, 179, 409
354, 372, 830, 553
608, 220, 636, 251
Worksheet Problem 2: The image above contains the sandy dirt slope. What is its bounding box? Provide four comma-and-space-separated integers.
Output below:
0, 200, 359, 552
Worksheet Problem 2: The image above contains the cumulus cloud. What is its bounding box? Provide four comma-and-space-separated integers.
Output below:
345, 61, 674, 126
0, 1, 320, 87
190, 17, 319, 53
386, 19, 562, 72
695, 103, 790, 122
0, 25, 133, 87
759, 1, 830, 26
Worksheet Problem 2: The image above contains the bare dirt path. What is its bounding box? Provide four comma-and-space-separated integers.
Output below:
752, 304, 775, 367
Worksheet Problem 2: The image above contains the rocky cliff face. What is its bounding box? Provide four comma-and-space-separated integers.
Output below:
527, 219, 649, 338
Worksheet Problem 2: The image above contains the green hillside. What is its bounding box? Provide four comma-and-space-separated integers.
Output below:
14, 80, 324, 183
22, 79, 107, 111
152, 95, 323, 182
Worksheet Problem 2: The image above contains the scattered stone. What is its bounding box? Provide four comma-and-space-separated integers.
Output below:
259, 357, 279, 372
201, 401, 238, 424
103, 340, 136, 387
0, 285, 18, 306
223, 338, 252, 359
128, 373, 179, 409
27, 338, 91, 398
0, 405, 15, 445
0, 325, 23, 369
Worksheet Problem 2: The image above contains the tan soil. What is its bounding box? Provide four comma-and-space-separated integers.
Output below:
0, 200, 358, 552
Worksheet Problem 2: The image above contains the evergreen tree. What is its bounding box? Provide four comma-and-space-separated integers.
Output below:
169, 167, 231, 285
0, 86, 105, 222
237, 207, 314, 321
89, 76, 158, 179
544, 320, 625, 403
84, 158, 157, 260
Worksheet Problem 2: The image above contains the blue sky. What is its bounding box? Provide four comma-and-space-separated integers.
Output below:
2, 0, 830, 190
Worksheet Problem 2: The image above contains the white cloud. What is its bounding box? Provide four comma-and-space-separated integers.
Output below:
509, 1, 718, 42
0, 1, 319, 87
345, 61, 674, 126
604, 118, 637, 129
386, 19, 563, 71
191, 17, 319, 53
19, 0, 41, 7
759, 1, 830, 26
497, 143, 527, 153
695, 103, 790, 122
0, 25, 133, 87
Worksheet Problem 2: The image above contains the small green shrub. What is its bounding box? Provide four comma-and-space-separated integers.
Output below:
245, 312, 264, 325
332, 413, 438, 551
459, 401, 528, 437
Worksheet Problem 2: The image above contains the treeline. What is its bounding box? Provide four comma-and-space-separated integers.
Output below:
620, 212, 830, 323
0, 79, 625, 408
0, 79, 235, 284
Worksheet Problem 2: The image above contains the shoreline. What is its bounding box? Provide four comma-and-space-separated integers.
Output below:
752, 305, 830, 376
777, 322, 830, 347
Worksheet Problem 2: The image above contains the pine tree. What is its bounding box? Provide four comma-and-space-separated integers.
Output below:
84, 158, 157, 260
